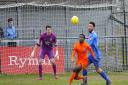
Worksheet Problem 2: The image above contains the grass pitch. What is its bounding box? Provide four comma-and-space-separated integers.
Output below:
0, 72, 128, 85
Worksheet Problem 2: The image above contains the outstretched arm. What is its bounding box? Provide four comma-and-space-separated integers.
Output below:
30, 36, 41, 58
30, 42, 40, 58
52, 36, 59, 59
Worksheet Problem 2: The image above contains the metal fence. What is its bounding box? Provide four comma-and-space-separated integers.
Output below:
0, 29, 128, 72
0, 0, 128, 72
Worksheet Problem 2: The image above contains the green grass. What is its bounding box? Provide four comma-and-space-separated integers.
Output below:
0, 72, 128, 85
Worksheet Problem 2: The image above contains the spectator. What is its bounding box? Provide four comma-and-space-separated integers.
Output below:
4, 18, 16, 39
4, 18, 17, 46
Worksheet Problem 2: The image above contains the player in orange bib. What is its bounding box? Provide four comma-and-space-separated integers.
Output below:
68, 34, 96, 85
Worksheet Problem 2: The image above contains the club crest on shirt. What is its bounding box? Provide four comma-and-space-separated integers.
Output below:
50, 38, 52, 41
45, 41, 50, 45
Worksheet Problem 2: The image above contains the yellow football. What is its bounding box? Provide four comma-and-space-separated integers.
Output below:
70, 16, 79, 25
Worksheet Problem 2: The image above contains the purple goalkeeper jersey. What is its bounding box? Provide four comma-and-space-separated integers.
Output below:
39, 32, 56, 50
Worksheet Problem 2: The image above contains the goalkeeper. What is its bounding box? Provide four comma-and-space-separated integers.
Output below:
30, 25, 59, 80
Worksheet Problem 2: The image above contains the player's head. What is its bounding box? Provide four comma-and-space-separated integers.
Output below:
8, 18, 13, 27
79, 34, 85, 43
88, 21, 95, 33
46, 25, 52, 35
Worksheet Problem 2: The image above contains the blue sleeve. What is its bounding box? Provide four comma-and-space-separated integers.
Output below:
87, 34, 96, 45
4, 28, 8, 38
12, 27, 16, 38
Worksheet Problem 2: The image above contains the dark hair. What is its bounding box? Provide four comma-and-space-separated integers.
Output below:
79, 34, 85, 39
89, 21, 95, 27
46, 25, 52, 30
8, 18, 13, 22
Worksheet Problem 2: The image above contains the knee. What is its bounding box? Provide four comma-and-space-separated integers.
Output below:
50, 59, 55, 65
74, 76, 78, 80
51, 61, 56, 66
72, 68, 77, 73
39, 62, 42, 65
96, 70, 100, 73
51, 61, 56, 65
73, 74, 78, 80
52, 62, 56, 66
96, 68, 102, 73
73, 68, 79, 73
38, 60, 42, 64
